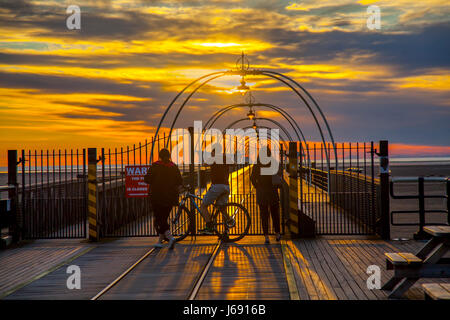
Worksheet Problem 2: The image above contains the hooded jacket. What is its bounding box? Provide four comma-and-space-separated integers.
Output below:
144, 160, 182, 206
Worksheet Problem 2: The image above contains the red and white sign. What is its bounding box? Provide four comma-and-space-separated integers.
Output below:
125, 165, 150, 198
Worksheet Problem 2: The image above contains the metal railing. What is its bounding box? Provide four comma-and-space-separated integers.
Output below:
298, 142, 380, 235
390, 176, 449, 240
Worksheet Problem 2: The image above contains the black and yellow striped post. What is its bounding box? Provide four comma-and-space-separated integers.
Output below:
287, 142, 299, 238
88, 148, 99, 242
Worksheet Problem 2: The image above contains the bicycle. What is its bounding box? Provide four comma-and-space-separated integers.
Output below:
171, 185, 251, 242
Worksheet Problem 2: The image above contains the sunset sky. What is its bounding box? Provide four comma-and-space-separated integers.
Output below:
0, 0, 449, 164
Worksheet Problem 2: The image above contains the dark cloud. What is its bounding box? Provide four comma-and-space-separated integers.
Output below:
0, 0, 34, 16
0, 71, 158, 97
255, 23, 450, 75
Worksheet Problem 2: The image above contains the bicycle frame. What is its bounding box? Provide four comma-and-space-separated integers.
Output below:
175, 191, 232, 231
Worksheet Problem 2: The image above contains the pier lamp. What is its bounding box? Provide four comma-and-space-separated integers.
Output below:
247, 107, 255, 120
245, 91, 256, 120
236, 77, 249, 95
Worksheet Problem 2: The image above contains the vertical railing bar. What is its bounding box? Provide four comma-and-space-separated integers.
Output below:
357, 142, 363, 234
76, 149, 79, 237
21, 150, 26, 239
71, 149, 74, 237
40, 150, 45, 237
34, 150, 38, 238
327, 143, 332, 234
371, 141, 375, 234
58, 149, 61, 238
52, 150, 56, 238
338, 142, 347, 233
100, 148, 104, 237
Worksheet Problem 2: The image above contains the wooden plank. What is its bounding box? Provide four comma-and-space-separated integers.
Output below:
333, 240, 381, 300
422, 283, 450, 300
385, 252, 408, 265
302, 240, 338, 300
314, 239, 358, 300
0, 241, 93, 298
295, 241, 333, 300
322, 239, 370, 300
287, 241, 320, 300
398, 252, 422, 265
342, 240, 386, 300
196, 239, 290, 300
280, 240, 300, 300
306, 240, 346, 299
424, 226, 450, 237
337, 240, 377, 300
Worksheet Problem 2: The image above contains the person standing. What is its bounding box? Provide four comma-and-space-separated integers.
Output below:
144, 148, 182, 249
199, 148, 230, 235
250, 159, 282, 244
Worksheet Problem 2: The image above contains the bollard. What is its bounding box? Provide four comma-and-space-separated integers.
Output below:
7, 150, 19, 242
447, 179, 450, 225
87, 148, 99, 241
378, 140, 390, 240
287, 142, 299, 238
188, 126, 195, 192
280, 143, 286, 234
414, 177, 429, 240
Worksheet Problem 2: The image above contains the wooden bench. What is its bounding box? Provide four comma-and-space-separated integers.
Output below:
383, 227, 450, 299
422, 283, 450, 300
385, 252, 422, 270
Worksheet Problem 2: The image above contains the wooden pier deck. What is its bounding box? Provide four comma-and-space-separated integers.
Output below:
1, 235, 448, 300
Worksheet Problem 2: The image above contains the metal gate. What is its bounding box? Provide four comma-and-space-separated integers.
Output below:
19, 149, 87, 239
291, 142, 380, 235
97, 134, 280, 237
10, 138, 380, 239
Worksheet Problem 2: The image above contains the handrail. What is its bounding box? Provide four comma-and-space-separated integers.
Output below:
390, 176, 449, 240
0, 185, 16, 192
391, 177, 448, 183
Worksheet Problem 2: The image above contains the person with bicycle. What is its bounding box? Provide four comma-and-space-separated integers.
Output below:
198, 145, 230, 235
144, 148, 182, 249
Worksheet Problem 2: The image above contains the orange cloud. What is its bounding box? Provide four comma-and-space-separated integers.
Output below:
390, 143, 450, 157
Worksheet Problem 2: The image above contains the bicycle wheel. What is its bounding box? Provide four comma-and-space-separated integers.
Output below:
213, 202, 251, 242
171, 205, 194, 242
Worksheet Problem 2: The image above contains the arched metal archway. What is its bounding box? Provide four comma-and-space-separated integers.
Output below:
242, 126, 290, 157
202, 102, 311, 164
233, 126, 290, 152
151, 56, 337, 169
223, 117, 309, 165
205, 103, 305, 145
223, 117, 293, 141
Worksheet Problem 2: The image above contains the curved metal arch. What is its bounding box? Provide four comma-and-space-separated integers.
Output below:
263, 70, 336, 148
223, 117, 293, 142
225, 118, 304, 159
261, 71, 338, 168
240, 126, 289, 152
204, 102, 311, 167
165, 73, 225, 149
223, 117, 308, 161
161, 72, 327, 151
150, 71, 226, 160
153, 68, 337, 170
260, 72, 333, 170
242, 126, 290, 145
206, 103, 302, 141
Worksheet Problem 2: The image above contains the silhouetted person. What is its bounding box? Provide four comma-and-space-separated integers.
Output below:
251, 155, 281, 244
199, 146, 230, 235
144, 148, 182, 249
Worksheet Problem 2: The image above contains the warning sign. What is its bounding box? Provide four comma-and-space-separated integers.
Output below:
125, 165, 150, 198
